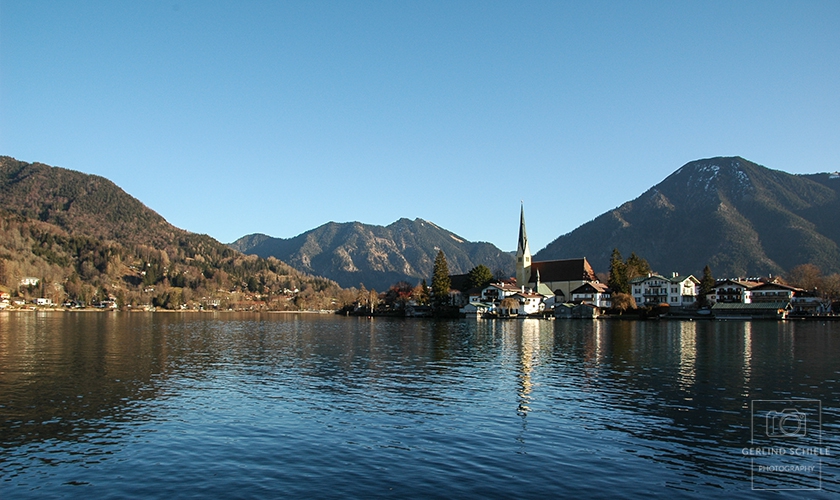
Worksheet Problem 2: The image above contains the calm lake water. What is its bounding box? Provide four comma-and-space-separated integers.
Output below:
1, 312, 838, 499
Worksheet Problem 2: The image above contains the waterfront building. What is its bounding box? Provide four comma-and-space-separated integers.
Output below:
630, 273, 699, 308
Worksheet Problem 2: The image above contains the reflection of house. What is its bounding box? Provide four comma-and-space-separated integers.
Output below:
516, 205, 598, 302
631, 273, 699, 308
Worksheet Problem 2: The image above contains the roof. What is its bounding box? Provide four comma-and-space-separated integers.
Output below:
630, 274, 698, 285
486, 282, 522, 293
714, 279, 761, 289
529, 258, 596, 283
711, 302, 790, 311
669, 275, 699, 284
752, 282, 802, 292
571, 282, 610, 294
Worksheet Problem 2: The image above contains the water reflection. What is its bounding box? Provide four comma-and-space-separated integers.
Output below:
516, 319, 542, 415
1, 313, 838, 498
678, 321, 696, 391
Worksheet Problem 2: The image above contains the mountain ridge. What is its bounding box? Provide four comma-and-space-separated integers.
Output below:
0, 156, 345, 310
534, 156, 840, 278
231, 218, 515, 290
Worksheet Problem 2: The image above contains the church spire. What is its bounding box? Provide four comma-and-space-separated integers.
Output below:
517, 202, 528, 255
516, 203, 532, 288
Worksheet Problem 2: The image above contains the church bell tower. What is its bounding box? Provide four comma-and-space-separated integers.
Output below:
516, 203, 532, 288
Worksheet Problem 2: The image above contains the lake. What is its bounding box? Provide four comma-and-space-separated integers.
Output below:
1, 312, 838, 498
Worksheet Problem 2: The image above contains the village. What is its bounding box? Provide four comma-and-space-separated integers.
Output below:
442, 207, 835, 320
2, 205, 836, 320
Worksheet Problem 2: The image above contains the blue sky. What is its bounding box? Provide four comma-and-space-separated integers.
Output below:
2, 1, 838, 252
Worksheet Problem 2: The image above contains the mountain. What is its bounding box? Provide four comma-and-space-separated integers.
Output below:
535, 156, 840, 278
0, 156, 344, 309
231, 218, 516, 291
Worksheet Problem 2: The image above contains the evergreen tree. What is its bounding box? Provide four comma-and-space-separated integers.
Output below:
626, 252, 652, 280
431, 250, 451, 308
699, 265, 716, 306
608, 248, 629, 294
465, 264, 494, 291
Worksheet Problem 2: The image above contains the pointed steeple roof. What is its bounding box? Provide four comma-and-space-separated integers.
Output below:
517, 203, 529, 254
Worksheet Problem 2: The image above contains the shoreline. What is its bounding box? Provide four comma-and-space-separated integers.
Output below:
0, 308, 338, 314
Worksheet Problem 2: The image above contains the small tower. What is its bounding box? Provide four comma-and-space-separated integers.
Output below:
516, 203, 532, 288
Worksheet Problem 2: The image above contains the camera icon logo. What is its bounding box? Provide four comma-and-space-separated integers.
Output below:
766, 408, 807, 437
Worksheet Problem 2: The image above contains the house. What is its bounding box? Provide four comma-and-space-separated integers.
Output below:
570, 282, 612, 309
553, 302, 599, 319
750, 282, 799, 303
20, 277, 40, 287
711, 301, 790, 320
711, 279, 761, 304
666, 274, 700, 308
34, 298, 53, 306
460, 302, 493, 318
511, 291, 545, 316
516, 205, 598, 302
479, 282, 521, 303
790, 289, 830, 315
630, 273, 699, 308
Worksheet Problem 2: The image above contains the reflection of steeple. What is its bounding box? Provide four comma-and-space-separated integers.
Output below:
742, 322, 752, 397
517, 319, 540, 415
678, 322, 697, 391
516, 204, 532, 288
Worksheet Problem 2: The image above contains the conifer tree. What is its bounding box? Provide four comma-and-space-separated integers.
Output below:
699, 265, 716, 306
431, 250, 451, 308
465, 264, 494, 291
608, 248, 629, 294
626, 252, 652, 280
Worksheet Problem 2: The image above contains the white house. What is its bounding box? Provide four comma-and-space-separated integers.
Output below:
512, 291, 545, 316
479, 282, 521, 303
712, 279, 761, 304
750, 282, 799, 303
570, 282, 612, 309
631, 273, 699, 308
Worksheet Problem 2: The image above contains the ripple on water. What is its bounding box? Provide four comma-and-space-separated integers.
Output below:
1, 314, 839, 498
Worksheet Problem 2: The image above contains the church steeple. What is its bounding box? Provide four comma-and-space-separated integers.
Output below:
516, 203, 532, 287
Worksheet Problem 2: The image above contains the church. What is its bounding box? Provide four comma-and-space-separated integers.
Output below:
515, 205, 598, 303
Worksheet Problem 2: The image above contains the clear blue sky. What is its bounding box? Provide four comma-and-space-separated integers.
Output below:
2, 1, 838, 252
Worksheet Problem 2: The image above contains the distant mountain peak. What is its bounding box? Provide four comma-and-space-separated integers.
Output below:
231, 218, 514, 290
535, 156, 840, 278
